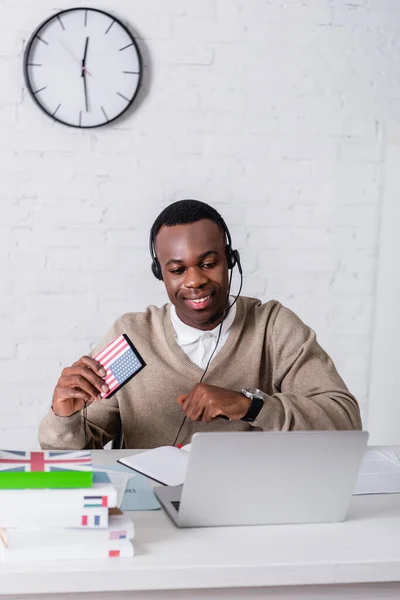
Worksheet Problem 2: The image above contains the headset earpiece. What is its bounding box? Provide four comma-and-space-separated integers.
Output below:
225, 245, 241, 271
225, 245, 235, 269
149, 226, 163, 281
151, 256, 163, 281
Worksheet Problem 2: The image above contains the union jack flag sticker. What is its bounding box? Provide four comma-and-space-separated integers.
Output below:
0, 450, 93, 489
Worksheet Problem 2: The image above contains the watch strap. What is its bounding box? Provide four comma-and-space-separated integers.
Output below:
240, 394, 264, 422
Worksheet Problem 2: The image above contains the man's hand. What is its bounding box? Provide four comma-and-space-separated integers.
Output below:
52, 356, 109, 417
177, 383, 251, 423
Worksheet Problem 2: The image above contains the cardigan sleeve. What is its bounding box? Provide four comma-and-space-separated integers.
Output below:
38, 394, 121, 450
252, 305, 362, 431
39, 319, 126, 450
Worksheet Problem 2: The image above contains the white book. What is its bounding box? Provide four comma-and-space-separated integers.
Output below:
0, 513, 134, 549
0, 538, 134, 562
0, 472, 117, 528
1, 505, 110, 529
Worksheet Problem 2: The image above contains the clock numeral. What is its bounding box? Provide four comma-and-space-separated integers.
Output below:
117, 92, 130, 103
119, 42, 134, 52
35, 35, 49, 45
53, 103, 61, 117
84, 10, 88, 26
27, 63, 42, 67
57, 15, 65, 31
79, 111, 82, 127
123, 71, 139, 74
105, 20, 115, 34
33, 86, 47, 95
101, 106, 109, 121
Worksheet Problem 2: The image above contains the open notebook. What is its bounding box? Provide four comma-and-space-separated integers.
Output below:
118, 445, 191, 486
353, 449, 400, 495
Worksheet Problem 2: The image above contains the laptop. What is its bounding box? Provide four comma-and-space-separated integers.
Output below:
153, 430, 368, 528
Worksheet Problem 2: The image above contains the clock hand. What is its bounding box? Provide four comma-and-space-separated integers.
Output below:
57, 39, 92, 76
82, 36, 89, 71
81, 37, 89, 112
82, 71, 89, 112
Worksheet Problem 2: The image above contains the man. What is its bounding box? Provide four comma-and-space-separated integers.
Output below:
39, 200, 362, 450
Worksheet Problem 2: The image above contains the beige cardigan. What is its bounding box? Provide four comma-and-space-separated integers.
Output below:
39, 297, 362, 449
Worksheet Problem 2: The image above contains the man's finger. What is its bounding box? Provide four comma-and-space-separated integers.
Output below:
61, 367, 109, 395
72, 356, 107, 378
177, 394, 187, 406
202, 402, 221, 423
77, 366, 109, 393
55, 387, 93, 404
187, 406, 204, 421
81, 356, 107, 377
59, 375, 101, 399
185, 397, 205, 421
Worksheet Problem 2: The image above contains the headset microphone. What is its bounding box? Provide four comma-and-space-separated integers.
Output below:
148, 207, 243, 446
208, 310, 224, 326
208, 261, 243, 325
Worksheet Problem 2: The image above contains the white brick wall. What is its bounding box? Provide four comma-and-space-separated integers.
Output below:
0, 0, 397, 448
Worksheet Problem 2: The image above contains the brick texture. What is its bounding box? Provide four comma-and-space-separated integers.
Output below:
1, 0, 397, 448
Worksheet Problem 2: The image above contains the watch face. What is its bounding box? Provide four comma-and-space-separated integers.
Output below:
246, 388, 264, 398
24, 8, 142, 128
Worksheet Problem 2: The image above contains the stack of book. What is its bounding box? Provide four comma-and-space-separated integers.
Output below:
0, 450, 134, 562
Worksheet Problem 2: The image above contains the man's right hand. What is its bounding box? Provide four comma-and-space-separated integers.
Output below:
52, 356, 109, 417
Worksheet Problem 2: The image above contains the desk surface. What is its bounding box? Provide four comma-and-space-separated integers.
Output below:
1, 447, 400, 599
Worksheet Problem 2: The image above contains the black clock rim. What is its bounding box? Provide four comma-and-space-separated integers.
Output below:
23, 7, 143, 129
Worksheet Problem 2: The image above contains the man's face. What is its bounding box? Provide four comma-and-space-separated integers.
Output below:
154, 219, 230, 330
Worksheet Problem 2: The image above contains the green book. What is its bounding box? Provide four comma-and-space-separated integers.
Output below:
0, 450, 93, 489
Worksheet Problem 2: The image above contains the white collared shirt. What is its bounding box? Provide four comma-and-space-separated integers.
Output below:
170, 298, 237, 369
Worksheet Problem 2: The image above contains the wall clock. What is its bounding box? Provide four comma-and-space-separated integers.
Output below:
23, 7, 143, 128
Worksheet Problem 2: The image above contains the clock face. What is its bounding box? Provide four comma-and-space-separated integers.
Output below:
24, 8, 142, 128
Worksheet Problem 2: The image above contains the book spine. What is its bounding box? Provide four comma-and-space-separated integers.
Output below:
3, 516, 134, 548
0, 540, 134, 562
0, 471, 92, 490
0, 486, 117, 512
1, 507, 109, 529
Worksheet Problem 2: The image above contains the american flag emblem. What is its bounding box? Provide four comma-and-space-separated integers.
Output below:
0, 451, 92, 473
110, 530, 127, 540
94, 334, 145, 399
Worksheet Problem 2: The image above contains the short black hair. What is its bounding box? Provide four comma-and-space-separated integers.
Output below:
150, 199, 227, 243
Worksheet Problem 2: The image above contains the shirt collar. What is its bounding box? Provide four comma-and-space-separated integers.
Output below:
170, 297, 237, 346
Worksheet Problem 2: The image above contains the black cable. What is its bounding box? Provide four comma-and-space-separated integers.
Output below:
172, 316, 224, 447
83, 400, 88, 448
172, 266, 243, 446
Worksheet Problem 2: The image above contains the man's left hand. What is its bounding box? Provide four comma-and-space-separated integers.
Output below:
177, 383, 251, 423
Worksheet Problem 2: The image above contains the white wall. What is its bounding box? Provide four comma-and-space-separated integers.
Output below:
0, 0, 398, 448
368, 145, 400, 445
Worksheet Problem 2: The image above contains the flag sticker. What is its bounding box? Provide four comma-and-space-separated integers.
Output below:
110, 530, 127, 540
94, 334, 145, 399
0, 450, 92, 474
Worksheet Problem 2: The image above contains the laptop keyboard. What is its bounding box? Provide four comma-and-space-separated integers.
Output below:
171, 500, 180, 512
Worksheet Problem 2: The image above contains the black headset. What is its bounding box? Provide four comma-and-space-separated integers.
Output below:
149, 216, 241, 281
148, 214, 243, 446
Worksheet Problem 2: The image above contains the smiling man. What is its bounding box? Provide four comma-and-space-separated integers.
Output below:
39, 200, 362, 450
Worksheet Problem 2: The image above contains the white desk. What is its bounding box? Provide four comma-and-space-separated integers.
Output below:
1, 447, 400, 600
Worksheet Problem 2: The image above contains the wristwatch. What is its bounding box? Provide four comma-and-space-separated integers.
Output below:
240, 388, 265, 421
